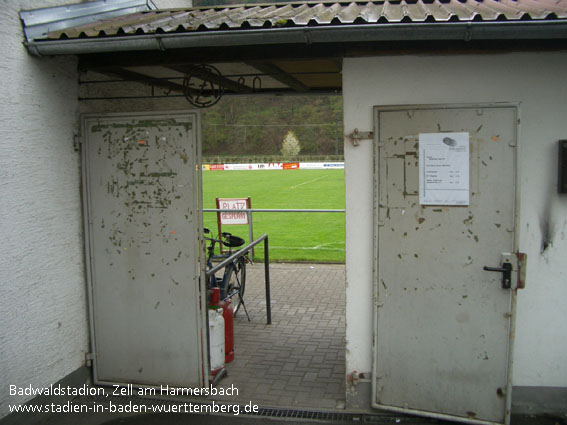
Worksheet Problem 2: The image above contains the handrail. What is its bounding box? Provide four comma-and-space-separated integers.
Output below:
206, 233, 266, 276
206, 233, 272, 325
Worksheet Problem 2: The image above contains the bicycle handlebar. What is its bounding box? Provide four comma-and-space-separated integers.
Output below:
204, 229, 243, 248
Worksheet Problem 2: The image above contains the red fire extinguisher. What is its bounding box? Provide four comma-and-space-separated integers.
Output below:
220, 298, 234, 363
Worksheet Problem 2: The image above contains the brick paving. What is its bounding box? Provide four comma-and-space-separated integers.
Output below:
4, 260, 559, 425
213, 263, 346, 410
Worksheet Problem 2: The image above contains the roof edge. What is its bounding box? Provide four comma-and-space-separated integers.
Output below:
20, 0, 157, 43
25, 21, 567, 57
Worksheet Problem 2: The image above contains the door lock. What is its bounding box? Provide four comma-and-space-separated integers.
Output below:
483, 253, 527, 290
483, 262, 512, 289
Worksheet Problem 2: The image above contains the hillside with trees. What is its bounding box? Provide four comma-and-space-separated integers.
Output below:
201, 95, 343, 160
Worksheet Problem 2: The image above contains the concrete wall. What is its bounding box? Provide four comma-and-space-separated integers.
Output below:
0, 1, 88, 419
343, 53, 567, 394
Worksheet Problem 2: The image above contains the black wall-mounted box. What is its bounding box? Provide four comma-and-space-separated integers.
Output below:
560, 140, 567, 194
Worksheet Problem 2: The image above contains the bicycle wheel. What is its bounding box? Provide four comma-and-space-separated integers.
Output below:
226, 257, 246, 315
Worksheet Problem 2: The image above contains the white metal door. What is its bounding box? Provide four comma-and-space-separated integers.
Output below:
82, 111, 205, 388
372, 105, 518, 425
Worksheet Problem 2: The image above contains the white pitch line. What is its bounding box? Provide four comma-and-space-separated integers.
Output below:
313, 241, 344, 249
290, 174, 328, 189
271, 245, 345, 252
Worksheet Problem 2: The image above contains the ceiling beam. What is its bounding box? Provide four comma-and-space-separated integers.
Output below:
78, 86, 342, 102
167, 64, 253, 94
78, 44, 346, 70
76, 39, 564, 73
92, 66, 198, 95
247, 61, 309, 93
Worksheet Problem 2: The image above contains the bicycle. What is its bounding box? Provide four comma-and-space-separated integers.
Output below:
204, 228, 250, 321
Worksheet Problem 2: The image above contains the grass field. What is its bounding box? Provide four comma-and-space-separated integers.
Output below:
202, 169, 345, 263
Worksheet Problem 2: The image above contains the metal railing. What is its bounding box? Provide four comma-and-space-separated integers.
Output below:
203, 209, 346, 324
203, 208, 345, 213
206, 233, 272, 325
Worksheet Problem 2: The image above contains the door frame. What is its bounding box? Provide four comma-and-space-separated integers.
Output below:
371, 103, 521, 425
80, 110, 209, 389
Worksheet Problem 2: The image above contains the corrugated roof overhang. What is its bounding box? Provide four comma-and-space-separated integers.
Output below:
21, 1, 567, 98
22, 0, 567, 56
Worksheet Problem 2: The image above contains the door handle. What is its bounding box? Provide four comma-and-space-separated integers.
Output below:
483, 262, 512, 289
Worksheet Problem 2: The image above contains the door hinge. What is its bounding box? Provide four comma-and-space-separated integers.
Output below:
85, 352, 95, 367
73, 133, 82, 152
515, 252, 527, 289
346, 129, 373, 147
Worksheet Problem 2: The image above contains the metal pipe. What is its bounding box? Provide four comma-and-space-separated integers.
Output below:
206, 233, 267, 277
25, 21, 567, 57
79, 70, 341, 84
247, 210, 254, 258
368, 403, 497, 425
78, 88, 341, 101
205, 233, 271, 325
203, 208, 345, 213
264, 236, 271, 325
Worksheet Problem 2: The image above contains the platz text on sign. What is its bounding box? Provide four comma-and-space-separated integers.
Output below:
216, 198, 250, 225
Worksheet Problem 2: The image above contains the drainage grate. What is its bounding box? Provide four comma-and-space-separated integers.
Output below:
79, 393, 357, 420
75, 392, 437, 424
249, 407, 447, 424
254, 407, 359, 421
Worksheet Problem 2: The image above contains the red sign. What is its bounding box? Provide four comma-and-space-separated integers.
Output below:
283, 162, 300, 170
210, 164, 225, 171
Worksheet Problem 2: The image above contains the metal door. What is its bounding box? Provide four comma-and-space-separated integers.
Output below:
372, 105, 519, 425
82, 111, 205, 388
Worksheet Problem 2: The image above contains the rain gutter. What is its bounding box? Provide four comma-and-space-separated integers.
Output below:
25, 20, 567, 57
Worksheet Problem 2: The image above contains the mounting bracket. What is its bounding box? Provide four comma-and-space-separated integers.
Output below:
346, 128, 373, 147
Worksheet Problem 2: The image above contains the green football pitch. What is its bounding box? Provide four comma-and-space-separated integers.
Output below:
202, 169, 345, 263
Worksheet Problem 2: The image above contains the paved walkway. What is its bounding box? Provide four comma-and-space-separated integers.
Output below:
3, 263, 561, 425
213, 262, 346, 410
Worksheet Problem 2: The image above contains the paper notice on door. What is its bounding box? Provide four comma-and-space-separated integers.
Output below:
419, 132, 469, 206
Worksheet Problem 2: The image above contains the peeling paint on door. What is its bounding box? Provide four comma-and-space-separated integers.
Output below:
373, 106, 517, 424
83, 112, 204, 389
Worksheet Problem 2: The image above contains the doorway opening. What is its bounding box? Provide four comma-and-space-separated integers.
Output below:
200, 94, 347, 410
78, 61, 347, 412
